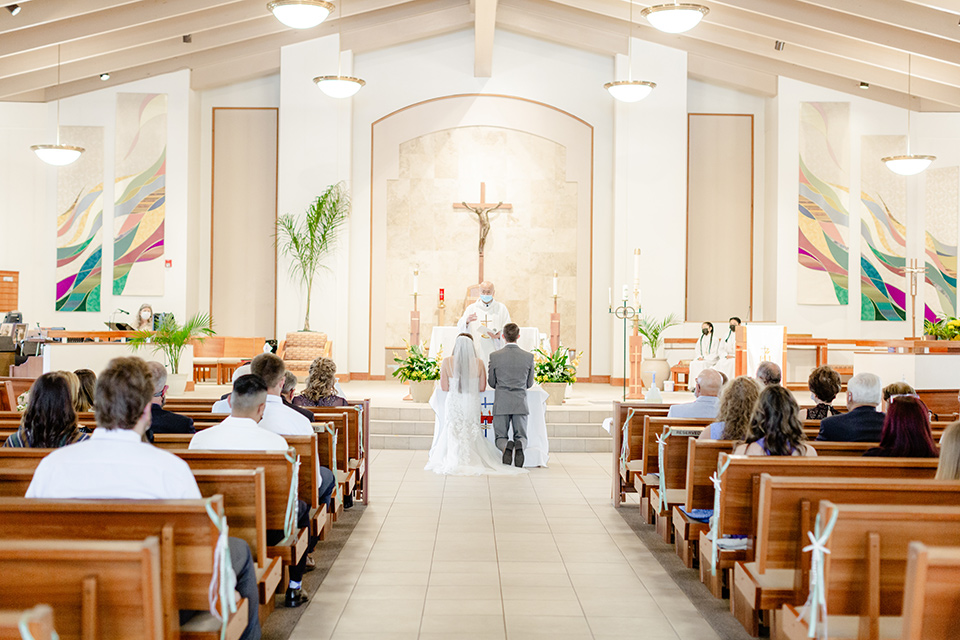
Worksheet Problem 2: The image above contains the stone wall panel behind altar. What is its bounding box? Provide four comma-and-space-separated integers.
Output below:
384, 126, 578, 349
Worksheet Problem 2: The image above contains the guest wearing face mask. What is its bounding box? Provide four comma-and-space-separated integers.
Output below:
457, 281, 513, 365
715, 317, 741, 381
687, 322, 721, 391
134, 303, 154, 331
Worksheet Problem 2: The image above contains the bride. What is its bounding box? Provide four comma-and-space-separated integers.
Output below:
425, 333, 527, 476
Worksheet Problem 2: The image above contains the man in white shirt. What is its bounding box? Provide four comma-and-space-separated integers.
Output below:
667, 368, 722, 419
211, 364, 252, 414
458, 281, 512, 364
251, 353, 313, 436
26, 356, 261, 640
190, 375, 288, 451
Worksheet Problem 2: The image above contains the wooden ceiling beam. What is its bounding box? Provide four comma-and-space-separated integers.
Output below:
474, 0, 498, 77
0, 0, 130, 35
341, 2, 473, 53
189, 50, 281, 91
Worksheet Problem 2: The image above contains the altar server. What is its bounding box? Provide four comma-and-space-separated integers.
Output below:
687, 322, 720, 390
716, 317, 741, 380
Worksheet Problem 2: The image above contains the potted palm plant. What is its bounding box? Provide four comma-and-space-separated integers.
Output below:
392, 342, 441, 402
636, 313, 680, 390
128, 312, 214, 395
534, 346, 581, 405
277, 182, 350, 331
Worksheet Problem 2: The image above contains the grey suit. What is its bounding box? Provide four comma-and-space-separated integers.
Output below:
487, 343, 535, 450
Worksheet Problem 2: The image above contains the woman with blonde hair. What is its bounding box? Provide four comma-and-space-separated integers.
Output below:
936, 421, 960, 480
882, 381, 916, 413
74, 369, 96, 412
293, 357, 348, 407
59, 370, 82, 413
699, 376, 761, 441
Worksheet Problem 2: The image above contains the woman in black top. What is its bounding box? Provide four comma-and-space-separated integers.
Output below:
800, 365, 842, 421
293, 357, 348, 407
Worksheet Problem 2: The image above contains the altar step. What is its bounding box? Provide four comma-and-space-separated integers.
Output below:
368, 405, 614, 452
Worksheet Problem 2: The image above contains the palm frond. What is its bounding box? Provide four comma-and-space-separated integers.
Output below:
636, 313, 681, 357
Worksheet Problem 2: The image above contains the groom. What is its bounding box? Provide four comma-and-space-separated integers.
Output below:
487, 323, 535, 467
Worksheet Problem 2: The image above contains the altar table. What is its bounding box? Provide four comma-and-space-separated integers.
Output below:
428, 326, 541, 363
428, 387, 550, 468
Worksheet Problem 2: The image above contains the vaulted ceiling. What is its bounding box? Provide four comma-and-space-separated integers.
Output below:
2, 0, 960, 111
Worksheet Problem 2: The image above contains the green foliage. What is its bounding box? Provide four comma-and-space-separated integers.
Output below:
392, 342, 441, 382
636, 312, 681, 358
924, 316, 960, 340
277, 182, 351, 331
534, 346, 581, 384
128, 312, 215, 374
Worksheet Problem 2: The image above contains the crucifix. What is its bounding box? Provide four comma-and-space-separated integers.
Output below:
453, 182, 513, 282
904, 258, 925, 338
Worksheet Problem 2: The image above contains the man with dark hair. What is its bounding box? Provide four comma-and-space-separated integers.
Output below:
487, 322, 535, 467
26, 357, 262, 640
756, 361, 782, 386
251, 353, 312, 435
146, 360, 194, 440
189, 375, 288, 450
281, 370, 313, 421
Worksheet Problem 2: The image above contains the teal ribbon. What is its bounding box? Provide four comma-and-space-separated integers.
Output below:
18, 609, 59, 640
709, 455, 733, 575
352, 405, 364, 458
656, 430, 669, 510
203, 499, 238, 640
619, 408, 637, 478
283, 451, 301, 538
320, 423, 342, 503
799, 506, 840, 639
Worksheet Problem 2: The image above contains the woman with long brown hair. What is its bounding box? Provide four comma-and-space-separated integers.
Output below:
3, 373, 88, 448
292, 357, 348, 407
735, 385, 816, 456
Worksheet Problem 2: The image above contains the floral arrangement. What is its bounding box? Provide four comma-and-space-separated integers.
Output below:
923, 316, 960, 340
534, 346, 581, 384
392, 342, 441, 382
16, 391, 28, 412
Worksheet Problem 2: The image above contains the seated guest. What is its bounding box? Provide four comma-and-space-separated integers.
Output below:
294, 357, 349, 408
281, 370, 314, 421
60, 370, 82, 413
882, 381, 916, 413
756, 361, 781, 387
936, 421, 960, 479
800, 365, 842, 420
3, 372, 89, 448
74, 368, 96, 412
735, 385, 816, 456
189, 373, 320, 607
816, 372, 884, 442
863, 395, 938, 458
24, 357, 261, 640
700, 376, 761, 441
668, 369, 722, 419
146, 361, 195, 440
251, 353, 312, 436
212, 364, 252, 414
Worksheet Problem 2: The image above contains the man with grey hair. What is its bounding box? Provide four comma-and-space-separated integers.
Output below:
280, 370, 313, 421
816, 372, 884, 442
667, 368, 722, 419
146, 360, 194, 440
756, 361, 782, 386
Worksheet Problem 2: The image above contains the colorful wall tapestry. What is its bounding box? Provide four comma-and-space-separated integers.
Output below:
56, 126, 105, 312
924, 166, 959, 321
860, 135, 907, 321
798, 102, 851, 305
113, 92, 166, 296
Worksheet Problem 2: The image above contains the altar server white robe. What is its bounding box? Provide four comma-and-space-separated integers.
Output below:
716, 329, 737, 380
458, 299, 512, 364
687, 333, 721, 390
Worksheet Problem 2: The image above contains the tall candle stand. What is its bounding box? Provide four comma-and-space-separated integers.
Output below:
410, 291, 420, 346
609, 291, 641, 402
437, 288, 446, 327
550, 297, 561, 353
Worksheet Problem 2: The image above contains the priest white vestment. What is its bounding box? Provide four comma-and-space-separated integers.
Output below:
458, 299, 511, 363
716, 328, 737, 380
687, 332, 721, 390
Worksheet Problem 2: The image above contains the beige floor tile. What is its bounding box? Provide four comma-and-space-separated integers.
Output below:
429, 571, 502, 586
497, 561, 568, 575
419, 614, 506, 635
502, 598, 583, 617
347, 584, 429, 600
430, 560, 500, 573
504, 615, 593, 637
354, 572, 431, 586
499, 572, 573, 588
425, 584, 502, 600
588, 616, 679, 639
419, 634, 505, 640
501, 585, 578, 601
423, 598, 504, 616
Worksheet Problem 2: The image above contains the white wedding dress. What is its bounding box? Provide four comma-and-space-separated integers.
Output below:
425, 337, 528, 476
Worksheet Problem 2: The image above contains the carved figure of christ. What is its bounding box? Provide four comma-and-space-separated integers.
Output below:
453, 182, 513, 281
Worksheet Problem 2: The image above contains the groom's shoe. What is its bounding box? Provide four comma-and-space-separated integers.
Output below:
514, 442, 524, 468
502, 441, 514, 465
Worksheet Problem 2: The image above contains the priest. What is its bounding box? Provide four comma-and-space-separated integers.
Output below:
458, 281, 511, 364
687, 321, 720, 390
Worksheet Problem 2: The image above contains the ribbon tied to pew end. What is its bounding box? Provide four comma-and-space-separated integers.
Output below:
708, 456, 732, 576
799, 507, 840, 640
18, 609, 60, 640
204, 499, 239, 640
656, 431, 669, 509
619, 408, 637, 478
283, 451, 302, 538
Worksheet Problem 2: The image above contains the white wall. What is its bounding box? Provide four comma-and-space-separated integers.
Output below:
0, 70, 194, 331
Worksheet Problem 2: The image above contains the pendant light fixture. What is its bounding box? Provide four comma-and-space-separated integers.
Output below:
882, 55, 935, 176
31, 45, 84, 166
641, 1, 709, 34
313, 0, 364, 98
604, 0, 656, 102
267, 0, 334, 29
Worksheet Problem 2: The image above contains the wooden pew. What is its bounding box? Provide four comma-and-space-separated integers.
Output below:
697, 455, 939, 600
780, 502, 960, 640
900, 542, 960, 640
0, 538, 163, 640
0, 497, 249, 640
635, 417, 712, 523
734, 475, 960, 635
611, 401, 670, 505
645, 425, 705, 542
673, 439, 737, 569
304, 407, 360, 508
0, 382, 15, 412
0, 604, 56, 640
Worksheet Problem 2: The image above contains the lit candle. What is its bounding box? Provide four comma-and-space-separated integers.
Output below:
413, 268, 419, 295
608, 287, 612, 307
553, 271, 558, 297
633, 248, 641, 284
439, 288, 445, 302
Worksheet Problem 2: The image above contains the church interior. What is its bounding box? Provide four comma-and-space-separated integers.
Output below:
2, 1, 960, 638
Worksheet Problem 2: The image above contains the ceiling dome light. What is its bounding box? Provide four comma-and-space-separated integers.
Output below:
314, 75, 365, 98
267, 0, 334, 29
31, 145, 84, 166
604, 80, 656, 103
881, 155, 936, 176
641, 3, 709, 34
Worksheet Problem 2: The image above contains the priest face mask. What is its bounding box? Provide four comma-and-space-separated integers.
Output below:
480, 294, 494, 304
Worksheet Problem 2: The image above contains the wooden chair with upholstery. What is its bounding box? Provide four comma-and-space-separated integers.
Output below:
278, 332, 332, 379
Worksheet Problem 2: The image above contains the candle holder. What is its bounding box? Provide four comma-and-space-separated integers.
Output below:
609, 294, 645, 401
550, 293, 561, 352
410, 292, 420, 346
437, 289, 446, 327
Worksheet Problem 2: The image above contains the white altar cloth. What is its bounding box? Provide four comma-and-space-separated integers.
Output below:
428, 326, 541, 364
428, 387, 550, 468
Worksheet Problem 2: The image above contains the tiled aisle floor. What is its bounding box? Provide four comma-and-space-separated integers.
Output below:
290, 450, 721, 640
